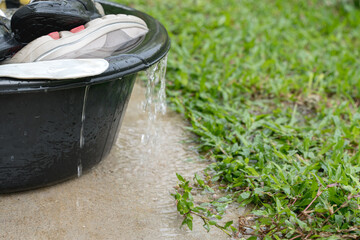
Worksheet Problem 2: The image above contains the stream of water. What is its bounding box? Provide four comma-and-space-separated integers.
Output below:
141, 55, 168, 146
78, 85, 90, 177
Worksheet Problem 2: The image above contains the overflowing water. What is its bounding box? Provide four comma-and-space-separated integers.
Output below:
141, 55, 168, 146
0, 56, 242, 239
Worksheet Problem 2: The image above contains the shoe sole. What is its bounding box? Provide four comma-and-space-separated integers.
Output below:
9, 14, 148, 63
11, 0, 102, 43
0, 59, 109, 79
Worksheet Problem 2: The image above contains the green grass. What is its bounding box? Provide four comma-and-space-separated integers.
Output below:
115, 0, 360, 238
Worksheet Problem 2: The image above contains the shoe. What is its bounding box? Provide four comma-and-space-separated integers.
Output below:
11, 0, 103, 43
8, 14, 148, 63
0, 16, 23, 61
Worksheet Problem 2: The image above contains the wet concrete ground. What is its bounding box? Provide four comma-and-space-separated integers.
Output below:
0, 82, 241, 240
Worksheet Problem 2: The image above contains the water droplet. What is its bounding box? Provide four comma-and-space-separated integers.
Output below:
79, 135, 85, 149
77, 164, 82, 178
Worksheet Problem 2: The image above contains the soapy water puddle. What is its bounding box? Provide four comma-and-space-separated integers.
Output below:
0, 61, 244, 239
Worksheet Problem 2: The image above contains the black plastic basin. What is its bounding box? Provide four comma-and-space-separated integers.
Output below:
0, 0, 170, 193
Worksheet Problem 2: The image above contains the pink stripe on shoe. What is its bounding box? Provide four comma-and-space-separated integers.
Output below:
48, 32, 60, 40
70, 25, 85, 33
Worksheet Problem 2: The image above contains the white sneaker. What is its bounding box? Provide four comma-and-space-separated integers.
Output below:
8, 14, 148, 63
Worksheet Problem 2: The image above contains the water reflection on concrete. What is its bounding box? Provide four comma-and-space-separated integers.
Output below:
0, 81, 236, 240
